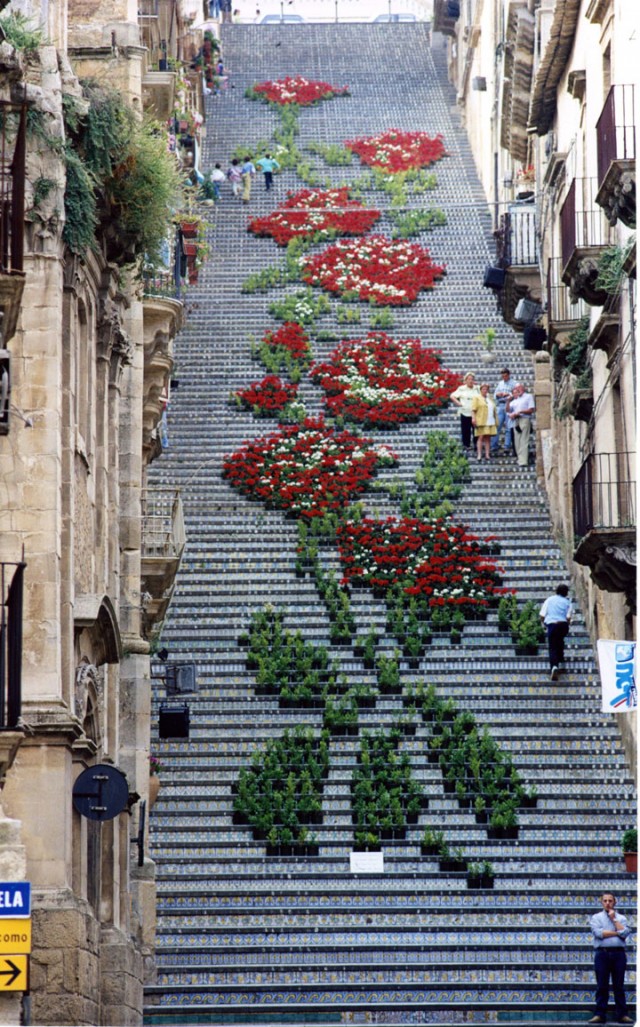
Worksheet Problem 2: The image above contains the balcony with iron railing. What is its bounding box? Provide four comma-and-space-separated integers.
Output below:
573, 451, 636, 607
140, 488, 186, 637
0, 102, 26, 346
559, 177, 611, 304
493, 204, 542, 329
546, 256, 589, 345
596, 84, 636, 229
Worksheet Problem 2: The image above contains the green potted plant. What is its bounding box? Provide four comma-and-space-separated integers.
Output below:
622, 827, 637, 873
476, 327, 497, 365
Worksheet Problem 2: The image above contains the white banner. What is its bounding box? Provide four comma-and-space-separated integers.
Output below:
597, 640, 637, 713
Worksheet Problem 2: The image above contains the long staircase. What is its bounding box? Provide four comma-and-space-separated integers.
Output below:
144, 22, 636, 1026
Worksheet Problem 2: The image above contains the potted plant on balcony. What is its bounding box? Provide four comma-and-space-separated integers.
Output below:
516, 165, 535, 199
622, 827, 637, 873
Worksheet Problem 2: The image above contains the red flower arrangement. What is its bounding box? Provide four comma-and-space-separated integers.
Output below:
248, 76, 350, 107
222, 418, 397, 519
248, 188, 381, 246
262, 322, 311, 361
310, 333, 462, 426
337, 516, 503, 606
345, 129, 447, 173
300, 235, 446, 306
233, 375, 299, 416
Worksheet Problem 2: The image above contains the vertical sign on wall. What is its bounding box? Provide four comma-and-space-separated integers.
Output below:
597, 640, 637, 713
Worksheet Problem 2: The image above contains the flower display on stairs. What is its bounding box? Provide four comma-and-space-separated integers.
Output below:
310, 332, 461, 426
232, 374, 299, 417
246, 75, 350, 107
222, 418, 397, 518
337, 516, 503, 606
345, 128, 447, 172
248, 188, 381, 246
300, 235, 446, 306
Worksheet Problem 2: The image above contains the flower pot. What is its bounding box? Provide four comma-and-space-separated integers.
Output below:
180, 222, 199, 238
148, 774, 161, 810
487, 825, 519, 840
483, 265, 505, 290
467, 875, 494, 889
514, 644, 539, 656
439, 858, 467, 873
623, 852, 637, 873
480, 351, 496, 364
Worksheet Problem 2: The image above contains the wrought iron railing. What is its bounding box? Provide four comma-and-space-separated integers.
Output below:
0, 560, 25, 728
573, 451, 636, 538
143, 231, 183, 301
596, 83, 636, 188
496, 205, 537, 267
546, 257, 589, 324
0, 103, 26, 275
141, 488, 185, 561
560, 177, 610, 271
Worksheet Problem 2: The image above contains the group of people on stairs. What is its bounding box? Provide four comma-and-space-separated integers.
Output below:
450, 368, 535, 465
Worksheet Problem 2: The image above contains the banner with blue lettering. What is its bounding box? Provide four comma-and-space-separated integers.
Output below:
597, 640, 637, 713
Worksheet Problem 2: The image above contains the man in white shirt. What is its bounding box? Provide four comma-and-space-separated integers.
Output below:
506, 383, 535, 466
539, 583, 572, 680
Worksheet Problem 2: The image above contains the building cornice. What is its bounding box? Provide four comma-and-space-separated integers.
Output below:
527, 0, 581, 137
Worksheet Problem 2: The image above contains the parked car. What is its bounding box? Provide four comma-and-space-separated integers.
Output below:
260, 13, 305, 21
373, 13, 417, 21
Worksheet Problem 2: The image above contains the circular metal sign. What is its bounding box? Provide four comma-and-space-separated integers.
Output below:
72, 764, 129, 821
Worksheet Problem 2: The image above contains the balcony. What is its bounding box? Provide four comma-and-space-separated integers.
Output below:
573, 452, 636, 610
546, 256, 589, 348
500, 1, 535, 163
588, 294, 620, 358
142, 244, 183, 465
432, 0, 459, 36
595, 84, 635, 229
560, 177, 611, 304
0, 102, 27, 346
0, 560, 25, 783
494, 204, 541, 328
140, 488, 186, 639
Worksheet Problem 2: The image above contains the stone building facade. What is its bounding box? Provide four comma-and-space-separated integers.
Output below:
0, 0, 193, 1020
432, 0, 636, 767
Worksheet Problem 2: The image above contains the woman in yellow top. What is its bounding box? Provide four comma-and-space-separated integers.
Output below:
471, 383, 497, 461
450, 372, 479, 450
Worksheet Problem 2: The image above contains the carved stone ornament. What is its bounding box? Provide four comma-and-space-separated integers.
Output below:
568, 256, 608, 306
97, 300, 134, 368
74, 662, 101, 721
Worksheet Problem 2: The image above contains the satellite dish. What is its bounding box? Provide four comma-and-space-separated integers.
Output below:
72, 764, 129, 821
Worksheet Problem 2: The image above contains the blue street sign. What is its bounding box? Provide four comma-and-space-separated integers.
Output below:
0, 884, 30, 918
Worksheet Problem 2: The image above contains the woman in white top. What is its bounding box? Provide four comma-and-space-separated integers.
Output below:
450, 372, 479, 450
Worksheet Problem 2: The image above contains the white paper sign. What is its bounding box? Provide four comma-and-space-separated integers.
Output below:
597, 639, 637, 712
350, 850, 384, 874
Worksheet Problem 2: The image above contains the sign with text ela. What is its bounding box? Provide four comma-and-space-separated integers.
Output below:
0, 883, 30, 917
0, 955, 28, 991
0, 920, 31, 954
597, 640, 637, 713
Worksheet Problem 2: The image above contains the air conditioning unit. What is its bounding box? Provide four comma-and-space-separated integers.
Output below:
514, 298, 541, 323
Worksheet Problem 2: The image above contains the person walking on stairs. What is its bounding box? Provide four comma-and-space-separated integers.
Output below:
589, 892, 633, 1023
539, 583, 572, 680
256, 153, 280, 191
470, 382, 497, 461
241, 156, 256, 204
506, 382, 535, 466
226, 158, 243, 200
450, 372, 479, 451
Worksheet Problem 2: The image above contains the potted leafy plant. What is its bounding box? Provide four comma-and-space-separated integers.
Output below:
476, 327, 497, 365
622, 827, 637, 873
467, 860, 495, 889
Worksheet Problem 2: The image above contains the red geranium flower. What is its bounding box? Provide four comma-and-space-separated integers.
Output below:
233, 375, 299, 416
300, 235, 445, 306
249, 76, 350, 107
310, 333, 462, 427
262, 322, 311, 361
337, 516, 503, 605
223, 417, 397, 519
248, 188, 381, 246
345, 129, 447, 173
